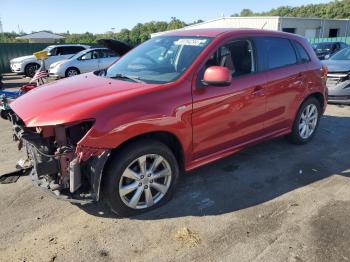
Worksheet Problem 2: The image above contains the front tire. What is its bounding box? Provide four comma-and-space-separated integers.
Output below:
25, 63, 40, 78
65, 67, 80, 77
288, 97, 321, 144
103, 139, 179, 217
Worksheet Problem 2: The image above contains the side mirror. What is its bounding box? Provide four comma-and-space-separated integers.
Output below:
202, 66, 232, 87
324, 54, 330, 60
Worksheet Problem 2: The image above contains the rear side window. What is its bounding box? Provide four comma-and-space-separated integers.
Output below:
293, 41, 310, 63
264, 37, 297, 70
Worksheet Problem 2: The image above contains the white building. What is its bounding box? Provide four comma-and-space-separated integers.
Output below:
16, 31, 65, 43
151, 17, 350, 38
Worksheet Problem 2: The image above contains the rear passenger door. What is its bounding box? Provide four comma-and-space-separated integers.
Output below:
258, 37, 308, 133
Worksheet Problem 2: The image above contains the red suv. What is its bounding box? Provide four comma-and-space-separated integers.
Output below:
2, 29, 327, 216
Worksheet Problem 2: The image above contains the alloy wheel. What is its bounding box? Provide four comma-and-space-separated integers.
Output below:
298, 104, 318, 139
27, 65, 39, 77
67, 69, 78, 77
118, 154, 172, 209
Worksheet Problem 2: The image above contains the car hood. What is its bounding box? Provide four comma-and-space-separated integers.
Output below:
97, 39, 133, 56
10, 72, 156, 127
50, 59, 68, 68
322, 60, 350, 73
11, 55, 35, 63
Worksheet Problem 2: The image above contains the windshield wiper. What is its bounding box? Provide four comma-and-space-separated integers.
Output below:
111, 73, 146, 84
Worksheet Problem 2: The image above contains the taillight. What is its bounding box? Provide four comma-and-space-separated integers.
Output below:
321, 65, 328, 80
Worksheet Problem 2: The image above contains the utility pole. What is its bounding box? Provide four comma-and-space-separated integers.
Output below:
0, 17, 4, 42
0, 17, 3, 34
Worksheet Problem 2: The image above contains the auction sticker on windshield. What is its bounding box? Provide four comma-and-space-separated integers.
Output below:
174, 39, 208, 46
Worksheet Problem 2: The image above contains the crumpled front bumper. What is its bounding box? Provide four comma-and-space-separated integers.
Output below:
2, 108, 111, 203
29, 150, 111, 204
327, 80, 350, 105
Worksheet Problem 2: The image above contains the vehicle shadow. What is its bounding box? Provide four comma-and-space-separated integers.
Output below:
1, 74, 28, 89
78, 112, 350, 219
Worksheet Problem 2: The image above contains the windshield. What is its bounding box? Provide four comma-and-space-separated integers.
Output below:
313, 43, 332, 52
104, 36, 212, 84
42, 46, 54, 52
330, 47, 350, 60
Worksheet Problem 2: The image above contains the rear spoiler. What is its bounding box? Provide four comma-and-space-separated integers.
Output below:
97, 39, 133, 56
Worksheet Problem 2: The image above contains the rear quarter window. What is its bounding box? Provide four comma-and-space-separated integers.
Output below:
263, 37, 297, 70
293, 41, 311, 63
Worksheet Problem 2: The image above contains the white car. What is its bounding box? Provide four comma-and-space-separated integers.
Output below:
49, 48, 119, 78
10, 44, 90, 77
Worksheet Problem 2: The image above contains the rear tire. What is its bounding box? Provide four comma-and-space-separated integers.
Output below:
103, 139, 179, 217
287, 97, 321, 144
25, 63, 40, 78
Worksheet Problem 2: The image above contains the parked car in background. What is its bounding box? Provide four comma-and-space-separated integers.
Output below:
10, 44, 90, 77
49, 48, 119, 78
2, 29, 327, 217
312, 42, 348, 60
322, 47, 350, 104
49, 40, 133, 78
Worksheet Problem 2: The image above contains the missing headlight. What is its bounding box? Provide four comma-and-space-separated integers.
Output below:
65, 120, 94, 146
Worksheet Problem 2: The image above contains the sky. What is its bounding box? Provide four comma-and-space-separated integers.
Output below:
0, 0, 332, 34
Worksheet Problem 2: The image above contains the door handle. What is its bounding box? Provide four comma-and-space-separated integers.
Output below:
252, 86, 264, 96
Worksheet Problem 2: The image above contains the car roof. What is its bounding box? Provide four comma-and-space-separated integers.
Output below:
85, 47, 108, 51
47, 44, 90, 48
162, 28, 302, 38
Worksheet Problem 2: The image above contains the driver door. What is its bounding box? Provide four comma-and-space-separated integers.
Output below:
191, 39, 268, 159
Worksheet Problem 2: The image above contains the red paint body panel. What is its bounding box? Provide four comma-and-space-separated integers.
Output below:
10, 29, 327, 172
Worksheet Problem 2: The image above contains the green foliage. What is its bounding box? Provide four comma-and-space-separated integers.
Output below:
0, 32, 27, 43
0, 17, 187, 45
240, 9, 254, 16
232, 0, 350, 19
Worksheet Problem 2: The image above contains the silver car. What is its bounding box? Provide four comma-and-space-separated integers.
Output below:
10, 44, 90, 77
49, 48, 119, 78
323, 47, 350, 104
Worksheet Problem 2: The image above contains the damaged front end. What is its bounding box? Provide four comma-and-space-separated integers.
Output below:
1, 109, 110, 203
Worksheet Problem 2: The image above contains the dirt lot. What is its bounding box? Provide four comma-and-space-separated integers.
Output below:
0, 74, 350, 262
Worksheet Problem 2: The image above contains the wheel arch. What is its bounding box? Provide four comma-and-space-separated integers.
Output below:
106, 131, 185, 173
95, 131, 186, 200
306, 92, 325, 112
289, 91, 326, 133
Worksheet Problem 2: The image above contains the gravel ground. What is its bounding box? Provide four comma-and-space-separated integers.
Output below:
0, 74, 350, 262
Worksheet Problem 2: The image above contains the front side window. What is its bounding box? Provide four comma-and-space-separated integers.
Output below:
202, 39, 255, 77
264, 37, 297, 70
80, 51, 93, 60
313, 43, 332, 53
104, 36, 212, 84
47, 47, 57, 56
